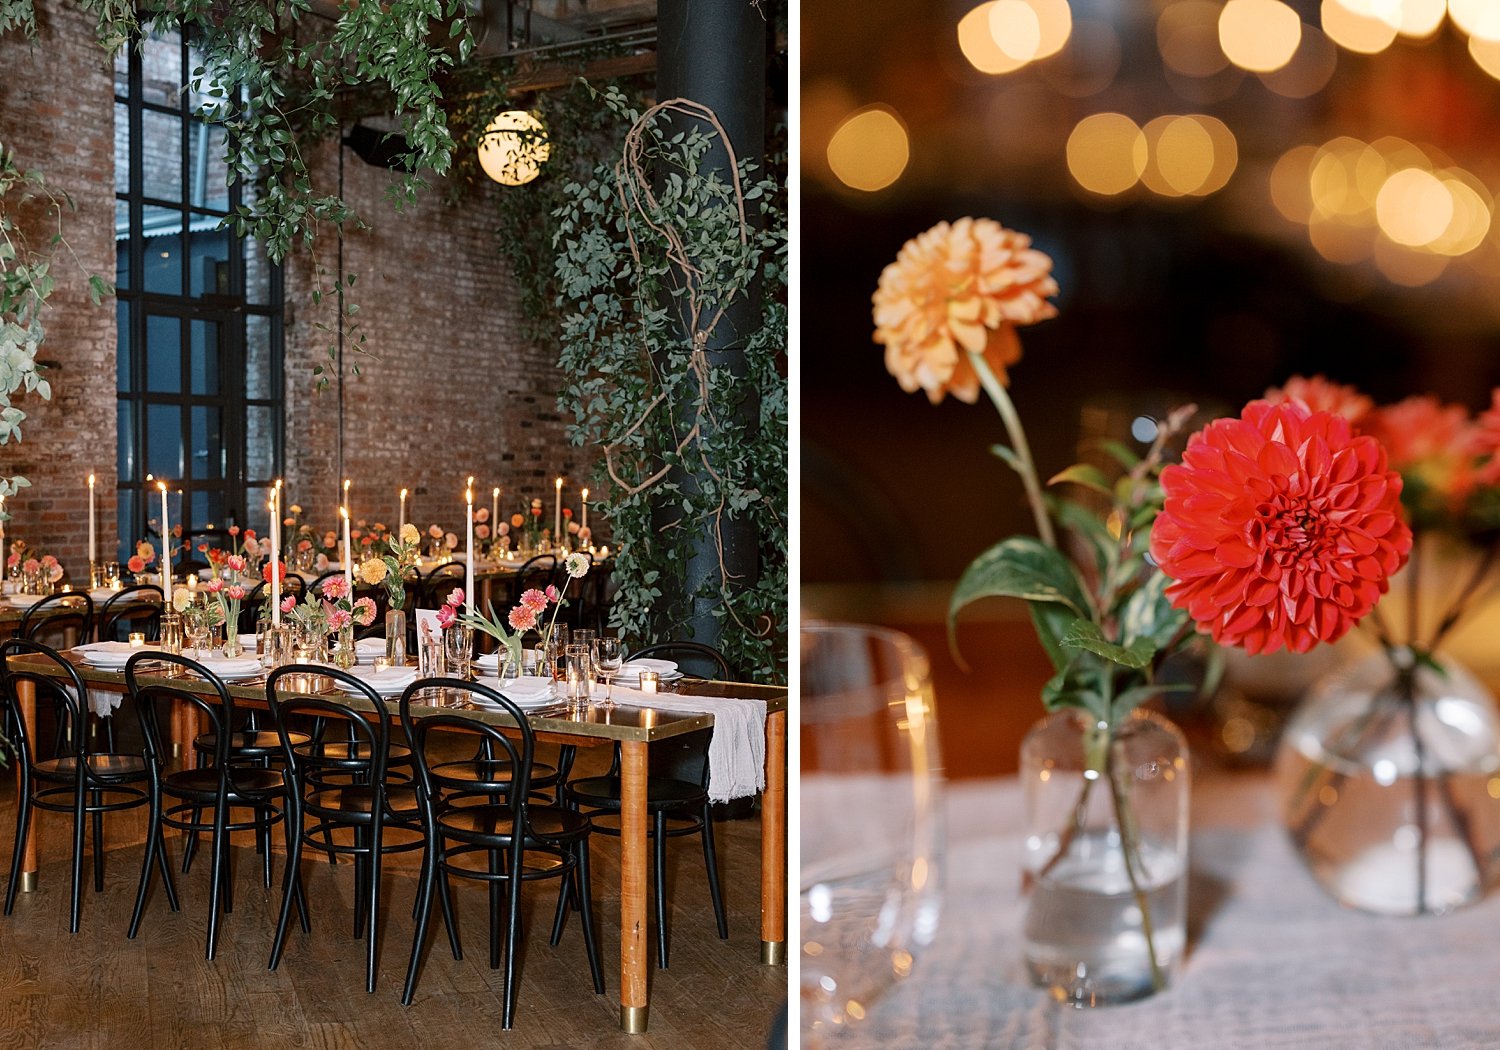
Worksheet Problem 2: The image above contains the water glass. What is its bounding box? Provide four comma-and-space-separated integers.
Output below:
801, 622, 944, 1044
545, 632, 569, 682
445, 625, 474, 680
573, 628, 597, 687
419, 633, 447, 678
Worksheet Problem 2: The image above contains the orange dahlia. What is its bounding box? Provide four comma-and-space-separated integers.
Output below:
1362, 395, 1477, 519
872, 217, 1058, 404
1263, 374, 1373, 426
1151, 400, 1411, 655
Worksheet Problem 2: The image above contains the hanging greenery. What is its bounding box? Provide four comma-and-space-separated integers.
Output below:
0, 142, 111, 504
553, 86, 787, 683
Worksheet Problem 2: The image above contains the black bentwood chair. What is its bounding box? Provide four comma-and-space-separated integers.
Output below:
95, 584, 164, 643
563, 640, 735, 969
0, 639, 155, 933
20, 592, 95, 651
398, 678, 604, 1024
263, 665, 425, 992
125, 651, 302, 960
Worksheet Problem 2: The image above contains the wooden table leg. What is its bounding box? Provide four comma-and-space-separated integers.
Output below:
619, 739, 650, 1033
761, 708, 787, 964
15, 678, 36, 892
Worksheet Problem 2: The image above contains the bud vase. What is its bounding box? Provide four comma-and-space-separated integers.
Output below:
1277, 649, 1500, 916
159, 612, 183, 655
332, 624, 357, 670
1020, 708, 1190, 1006
221, 631, 243, 659
385, 609, 408, 666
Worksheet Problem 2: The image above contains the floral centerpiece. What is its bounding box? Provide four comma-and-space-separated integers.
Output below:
203, 575, 251, 656
1262, 376, 1500, 915
173, 584, 226, 658
278, 573, 376, 666
460, 551, 589, 669
125, 540, 156, 576
876, 218, 1412, 1002
357, 522, 420, 663
7, 544, 64, 592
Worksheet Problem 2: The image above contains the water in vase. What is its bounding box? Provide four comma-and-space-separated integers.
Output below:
1023, 832, 1186, 1006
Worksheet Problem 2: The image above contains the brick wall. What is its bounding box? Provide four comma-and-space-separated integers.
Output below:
0, 6, 586, 577
281, 135, 582, 539
0, 0, 118, 575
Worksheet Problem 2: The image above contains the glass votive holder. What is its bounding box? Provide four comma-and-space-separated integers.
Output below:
565, 644, 589, 701
373, 656, 394, 673
639, 670, 660, 694
128, 632, 146, 649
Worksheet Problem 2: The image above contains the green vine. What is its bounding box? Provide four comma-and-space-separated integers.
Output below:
0, 142, 111, 503
554, 86, 787, 683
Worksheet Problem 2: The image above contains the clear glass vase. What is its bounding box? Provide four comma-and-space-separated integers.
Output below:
221, 629, 243, 659
1276, 649, 1500, 916
385, 609, 407, 666
1020, 708, 1190, 1007
332, 624, 357, 670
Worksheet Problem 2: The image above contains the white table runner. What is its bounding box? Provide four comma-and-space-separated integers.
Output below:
607, 685, 767, 802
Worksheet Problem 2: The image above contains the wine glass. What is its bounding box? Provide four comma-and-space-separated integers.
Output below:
593, 637, 624, 708
801, 621, 944, 1045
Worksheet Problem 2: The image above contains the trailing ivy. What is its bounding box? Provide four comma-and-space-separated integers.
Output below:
553, 86, 787, 683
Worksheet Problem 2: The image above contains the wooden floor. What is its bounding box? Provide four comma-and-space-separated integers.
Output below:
0, 741, 787, 1049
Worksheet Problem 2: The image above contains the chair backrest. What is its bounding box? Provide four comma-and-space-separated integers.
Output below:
509, 556, 557, 608
236, 582, 267, 634
398, 678, 534, 816
265, 664, 393, 795
96, 584, 163, 642
0, 637, 90, 769
418, 563, 465, 610
20, 592, 95, 649
124, 651, 238, 774
631, 640, 735, 681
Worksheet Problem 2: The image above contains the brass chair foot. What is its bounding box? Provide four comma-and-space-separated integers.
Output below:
761, 939, 786, 965
18, 871, 36, 893
620, 1004, 649, 1033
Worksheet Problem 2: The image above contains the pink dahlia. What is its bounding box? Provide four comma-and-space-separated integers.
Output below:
1151, 400, 1411, 655
352, 596, 377, 627
508, 605, 537, 632
520, 588, 548, 612
328, 608, 352, 631
280, 595, 297, 614
1264, 374, 1373, 425
321, 574, 350, 600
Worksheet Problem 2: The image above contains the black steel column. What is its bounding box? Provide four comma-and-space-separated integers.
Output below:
653, 0, 767, 653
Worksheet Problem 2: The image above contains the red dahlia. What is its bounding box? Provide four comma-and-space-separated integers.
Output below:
1151, 400, 1412, 655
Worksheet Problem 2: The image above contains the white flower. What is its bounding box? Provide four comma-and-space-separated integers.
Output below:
171, 586, 192, 612
565, 552, 589, 579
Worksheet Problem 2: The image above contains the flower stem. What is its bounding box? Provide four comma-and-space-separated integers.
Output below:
968, 350, 1056, 548
1105, 736, 1163, 992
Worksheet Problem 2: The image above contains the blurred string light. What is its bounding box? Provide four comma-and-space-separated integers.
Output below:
1068, 112, 1236, 198
826, 105, 910, 192
1218, 0, 1302, 72
958, 0, 1072, 75
1450, 0, 1500, 42
1272, 135, 1493, 284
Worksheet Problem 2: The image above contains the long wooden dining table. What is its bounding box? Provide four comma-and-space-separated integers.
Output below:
5, 649, 786, 1034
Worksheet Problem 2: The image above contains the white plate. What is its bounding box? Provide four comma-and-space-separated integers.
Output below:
334, 667, 418, 698
469, 681, 558, 710
190, 655, 265, 680
4, 594, 40, 608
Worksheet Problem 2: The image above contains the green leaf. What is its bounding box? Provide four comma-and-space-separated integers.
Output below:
1118, 570, 1188, 650
1098, 439, 1142, 471
989, 443, 1024, 476
1029, 601, 1081, 673
1060, 619, 1156, 670
950, 536, 1092, 621
1047, 463, 1112, 497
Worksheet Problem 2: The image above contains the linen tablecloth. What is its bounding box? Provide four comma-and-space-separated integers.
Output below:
829, 773, 1500, 1049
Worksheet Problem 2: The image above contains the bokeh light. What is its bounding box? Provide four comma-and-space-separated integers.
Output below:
1219, 0, 1303, 73
1271, 145, 1320, 224
1373, 236, 1449, 286
826, 106, 911, 193
1040, 18, 1120, 97
1067, 113, 1147, 196
959, 2, 1028, 74
1469, 34, 1500, 80
1396, 0, 1446, 38
1450, 0, 1500, 43
1260, 24, 1338, 97
991, 0, 1043, 61
1376, 167, 1453, 248
1321, 0, 1399, 53
1159, 2, 1230, 77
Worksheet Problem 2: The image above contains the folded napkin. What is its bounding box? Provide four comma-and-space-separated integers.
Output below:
338, 665, 417, 696
474, 675, 553, 703
608, 687, 767, 803
356, 637, 386, 653
618, 658, 678, 677
192, 655, 263, 678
